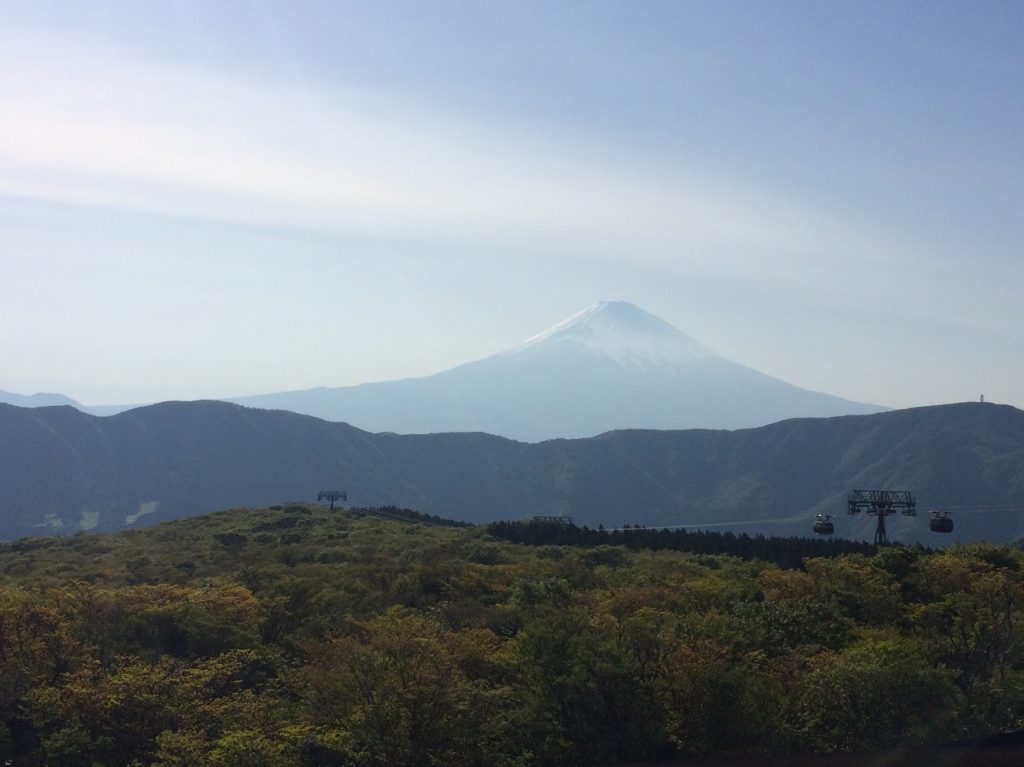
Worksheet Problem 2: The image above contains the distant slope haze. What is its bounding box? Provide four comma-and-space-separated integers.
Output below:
230, 301, 886, 440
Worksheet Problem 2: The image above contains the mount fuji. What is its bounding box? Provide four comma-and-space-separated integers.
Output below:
230, 302, 885, 441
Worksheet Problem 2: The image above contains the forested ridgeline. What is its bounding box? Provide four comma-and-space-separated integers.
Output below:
486, 521, 879, 568
1, 505, 1023, 766
6, 400, 1024, 544
337, 505, 470, 527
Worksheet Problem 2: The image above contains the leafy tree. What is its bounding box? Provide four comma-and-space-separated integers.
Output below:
301, 608, 486, 767
511, 606, 660, 764
797, 632, 962, 750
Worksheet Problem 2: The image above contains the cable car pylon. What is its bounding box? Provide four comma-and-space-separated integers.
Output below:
817, 497, 1024, 541
847, 490, 916, 545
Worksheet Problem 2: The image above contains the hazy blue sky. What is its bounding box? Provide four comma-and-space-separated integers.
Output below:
2, 1, 1022, 410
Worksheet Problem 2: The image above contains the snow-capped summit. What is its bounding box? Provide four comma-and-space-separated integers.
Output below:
230, 302, 886, 441
514, 301, 717, 370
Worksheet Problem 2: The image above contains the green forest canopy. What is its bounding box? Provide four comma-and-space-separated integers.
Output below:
1, 505, 1023, 766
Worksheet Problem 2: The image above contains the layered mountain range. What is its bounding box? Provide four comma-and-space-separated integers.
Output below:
228, 301, 885, 440
2, 399, 1022, 543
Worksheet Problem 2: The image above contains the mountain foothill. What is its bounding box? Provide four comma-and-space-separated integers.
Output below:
1, 398, 1022, 543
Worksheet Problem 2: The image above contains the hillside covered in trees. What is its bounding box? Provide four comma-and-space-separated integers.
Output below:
1, 505, 1024, 765
2, 400, 1024, 543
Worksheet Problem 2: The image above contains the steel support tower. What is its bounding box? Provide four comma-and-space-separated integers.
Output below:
847, 490, 916, 545
318, 490, 347, 510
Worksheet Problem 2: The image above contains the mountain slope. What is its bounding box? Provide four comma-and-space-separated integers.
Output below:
230, 301, 885, 440
1, 400, 1023, 543
0, 388, 83, 408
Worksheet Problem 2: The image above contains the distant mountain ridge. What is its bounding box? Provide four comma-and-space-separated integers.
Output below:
1, 303, 885, 438
230, 301, 885, 440
0, 388, 83, 409
1, 399, 1022, 543
0, 388, 126, 416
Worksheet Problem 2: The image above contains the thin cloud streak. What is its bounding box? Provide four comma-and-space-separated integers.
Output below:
5, 39, 1018, 345
1, 48, 917, 292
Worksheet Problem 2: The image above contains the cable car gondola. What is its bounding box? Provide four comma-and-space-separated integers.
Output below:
929, 511, 954, 533
813, 514, 834, 535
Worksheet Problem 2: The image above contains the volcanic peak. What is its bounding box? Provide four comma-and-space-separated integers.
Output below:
512, 301, 718, 370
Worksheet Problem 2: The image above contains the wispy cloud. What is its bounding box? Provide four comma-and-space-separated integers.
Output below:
1, 41, 920, 291
6, 34, 1020, 346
